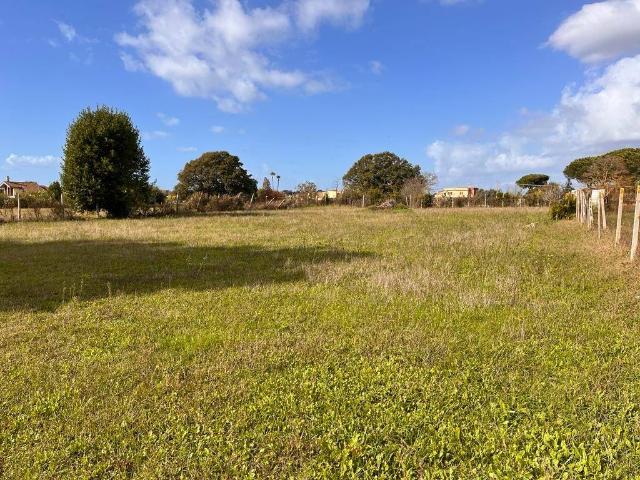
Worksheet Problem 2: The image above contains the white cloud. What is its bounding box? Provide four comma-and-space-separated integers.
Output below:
5, 154, 60, 167
116, 0, 368, 112
53, 20, 96, 65
548, 0, 640, 63
295, 0, 370, 31
427, 54, 640, 185
57, 21, 77, 42
120, 52, 145, 72
369, 60, 384, 75
211, 125, 225, 134
427, 138, 553, 183
177, 146, 198, 152
546, 55, 640, 146
142, 130, 169, 140
157, 112, 180, 126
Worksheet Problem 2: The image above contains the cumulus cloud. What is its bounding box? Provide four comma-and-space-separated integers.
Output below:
427, 2, 640, 186
117, 0, 367, 113
546, 55, 640, 146
427, 138, 554, 183
548, 0, 640, 63
5, 154, 60, 167
177, 146, 198, 152
428, 54, 640, 185
211, 125, 225, 134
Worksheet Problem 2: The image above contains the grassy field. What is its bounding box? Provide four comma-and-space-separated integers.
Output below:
1, 207, 639, 478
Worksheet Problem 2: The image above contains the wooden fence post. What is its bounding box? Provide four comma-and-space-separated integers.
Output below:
17, 192, 21, 221
600, 195, 607, 230
576, 190, 580, 222
362, 194, 365, 208
615, 188, 624, 246
587, 192, 593, 230
630, 185, 640, 261
60, 193, 65, 220
597, 194, 602, 239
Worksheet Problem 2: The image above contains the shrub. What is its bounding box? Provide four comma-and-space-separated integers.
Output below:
205, 195, 245, 212
549, 193, 576, 220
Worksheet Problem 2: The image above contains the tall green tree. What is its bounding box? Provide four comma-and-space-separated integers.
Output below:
343, 152, 422, 202
61, 106, 150, 218
176, 151, 257, 198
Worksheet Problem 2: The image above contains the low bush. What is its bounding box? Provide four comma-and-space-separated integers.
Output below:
549, 193, 576, 220
205, 195, 245, 212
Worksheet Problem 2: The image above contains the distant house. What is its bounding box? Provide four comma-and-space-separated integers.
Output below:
0, 176, 47, 198
316, 189, 340, 201
435, 187, 478, 199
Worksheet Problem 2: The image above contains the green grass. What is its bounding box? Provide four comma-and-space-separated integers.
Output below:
1, 207, 640, 479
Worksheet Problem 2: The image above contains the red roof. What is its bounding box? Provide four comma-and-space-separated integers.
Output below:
1, 180, 47, 193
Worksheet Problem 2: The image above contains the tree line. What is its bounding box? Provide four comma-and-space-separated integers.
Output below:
30, 106, 440, 217
6, 105, 638, 218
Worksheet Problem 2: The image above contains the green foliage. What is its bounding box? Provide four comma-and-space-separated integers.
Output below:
516, 174, 550, 189
564, 149, 640, 185
564, 157, 595, 183
343, 152, 422, 203
549, 193, 576, 220
147, 184, 167, 206
0, 192, 11, 208
297, 181, 319, 206
607, 148, 640, 180
297, 181, 318, 196
176, 151, 257, 199
48, 181, 62, 202
19, 191, 56, 208
61, 106, 150, 218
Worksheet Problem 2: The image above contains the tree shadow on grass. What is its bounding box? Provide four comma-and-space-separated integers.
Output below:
0, 240, 371, 312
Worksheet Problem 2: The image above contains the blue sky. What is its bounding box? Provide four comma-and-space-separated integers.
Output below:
2, 0, 640, 191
